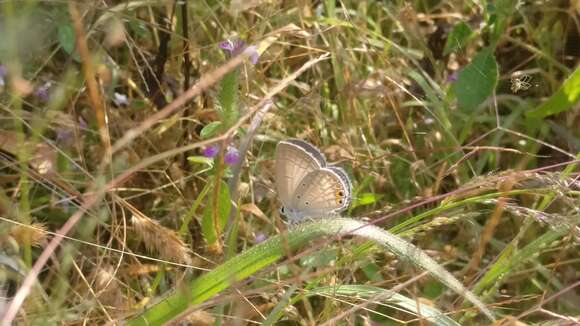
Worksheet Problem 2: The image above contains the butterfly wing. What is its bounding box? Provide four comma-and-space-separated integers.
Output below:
327, 166, 353, 209
275, 139, 325, 208
290, 167, 352, 217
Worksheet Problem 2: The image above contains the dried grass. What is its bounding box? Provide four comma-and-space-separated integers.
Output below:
131, 213, 192, 265
9, 222, 47, 248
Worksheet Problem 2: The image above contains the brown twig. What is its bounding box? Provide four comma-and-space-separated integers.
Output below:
143, 5, 175, 108
68, 2, 111, 158
181, 0, 191, 91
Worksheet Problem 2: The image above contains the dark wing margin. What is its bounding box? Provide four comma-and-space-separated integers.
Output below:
286, 139, 326, 167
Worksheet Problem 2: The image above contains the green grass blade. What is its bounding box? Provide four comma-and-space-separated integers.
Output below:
473, 226, 570, 296
311, 285, 461, 326
126, 218, 495, 325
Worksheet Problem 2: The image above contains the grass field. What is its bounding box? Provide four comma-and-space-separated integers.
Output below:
0, 1, 579, 325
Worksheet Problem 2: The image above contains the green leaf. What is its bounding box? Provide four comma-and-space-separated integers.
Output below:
526, 67, 580, 118
126, 218, 495, 325
57, 23, 77, 57
454, 47, 498, 111
423, 280, 446, 299
487, 0, 517, 45
199, 121, 222, 139
473, 227, 568, 296
360, 262, 383, 282
201, 181, 231, 245
443, 22, 474, 55
351, 192, 382, 208
218, 69, 240, 128
186, 156, 214, 167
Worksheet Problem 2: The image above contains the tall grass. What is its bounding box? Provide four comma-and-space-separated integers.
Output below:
0, 1, 578, 325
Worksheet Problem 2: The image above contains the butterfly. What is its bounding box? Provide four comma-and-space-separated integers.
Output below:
275, 139, 352, 223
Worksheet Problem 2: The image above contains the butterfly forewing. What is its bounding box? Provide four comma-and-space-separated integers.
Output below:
275, 140, 324, 208
286, 139, 326, 164
291, 168, 351, 217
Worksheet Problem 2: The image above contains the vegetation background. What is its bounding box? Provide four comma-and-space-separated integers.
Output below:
0, 0, 578, 325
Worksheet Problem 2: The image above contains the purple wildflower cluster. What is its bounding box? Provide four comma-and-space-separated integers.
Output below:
203, 144, 240, 166
219, 39, 260, 65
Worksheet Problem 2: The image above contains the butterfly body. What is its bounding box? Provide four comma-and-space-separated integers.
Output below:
275, 139, 352, 223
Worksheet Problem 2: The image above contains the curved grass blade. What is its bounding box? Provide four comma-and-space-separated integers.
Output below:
263, 284, 461, 325
311, 285, 461, 326
126, 218, 495, 325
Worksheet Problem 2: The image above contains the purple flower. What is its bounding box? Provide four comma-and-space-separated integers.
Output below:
56, 128, 73, 142
203, 145, 219, 158
254, 233, 267, 244
224, 146, 240, 165
34, 81, 52, 102
78, 117, 87, 130
219, 39, 260, 64
57, 117, 87, 146
245, 45, 260, 65
113, 92, 129, 107
203, 144, 241, 165
0, 65, 6, 87
447, 71, 459, 83
219, 39, 245, 55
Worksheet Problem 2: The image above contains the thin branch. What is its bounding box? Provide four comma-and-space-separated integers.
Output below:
68, 2, 111, 158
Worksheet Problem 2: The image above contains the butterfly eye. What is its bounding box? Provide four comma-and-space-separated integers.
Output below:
280, 207, 286, 214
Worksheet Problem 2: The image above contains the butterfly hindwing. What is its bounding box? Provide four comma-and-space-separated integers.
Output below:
291, 168, 351, 217
327, 166, 352, 209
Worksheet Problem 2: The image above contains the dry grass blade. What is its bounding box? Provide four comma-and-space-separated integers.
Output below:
68, 2, 111, 156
